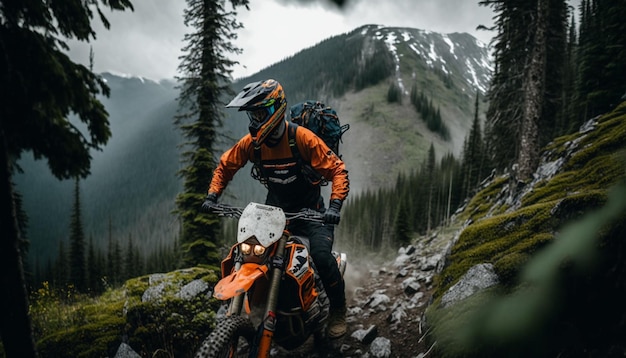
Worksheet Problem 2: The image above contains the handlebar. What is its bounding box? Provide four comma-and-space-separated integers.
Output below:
208, 203, 326, 223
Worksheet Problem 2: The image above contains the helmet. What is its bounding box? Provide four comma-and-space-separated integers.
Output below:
226, 79, 287, 145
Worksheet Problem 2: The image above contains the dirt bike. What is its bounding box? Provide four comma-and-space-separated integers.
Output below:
194, 202, 348, 358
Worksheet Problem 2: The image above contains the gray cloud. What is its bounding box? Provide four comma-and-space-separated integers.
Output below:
67, 0, 497, 81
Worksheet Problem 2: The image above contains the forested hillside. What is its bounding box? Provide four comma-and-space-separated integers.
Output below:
15, 74, 183, 263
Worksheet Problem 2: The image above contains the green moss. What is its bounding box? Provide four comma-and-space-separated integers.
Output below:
435, 190, 608, 298
125, 296, 218, 357
33, 267, 220, 357
425, 287, 504, 358
564, 111, 626, 172
37, 316, 125, 358
458, 176, 508, 222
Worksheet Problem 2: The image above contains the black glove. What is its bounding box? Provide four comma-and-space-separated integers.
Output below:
201, 193, 219, 212
324, 199, 342, 225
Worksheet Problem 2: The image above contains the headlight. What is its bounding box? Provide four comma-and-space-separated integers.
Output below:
240, 243, 252, 255
240, 242, 266, 256
253, 245, 266, 256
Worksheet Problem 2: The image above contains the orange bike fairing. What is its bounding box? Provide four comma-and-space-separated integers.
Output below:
213, 263, 269, 300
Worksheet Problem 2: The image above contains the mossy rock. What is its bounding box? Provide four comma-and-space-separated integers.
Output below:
37, 316, 125, 358
34, 267, 220, 357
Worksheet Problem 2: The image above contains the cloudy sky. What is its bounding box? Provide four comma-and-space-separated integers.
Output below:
67, 0, 499, 81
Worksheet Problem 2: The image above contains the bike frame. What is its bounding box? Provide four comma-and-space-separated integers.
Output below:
255, 233, 287, 357
221, 233, 288, 357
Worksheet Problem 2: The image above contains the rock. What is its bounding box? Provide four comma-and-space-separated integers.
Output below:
420, 254, 442, 271
176, 279, 209, 300
114, 342, 141, 358
440, 263, 499, 308
387, 300, 407, 324
340, 344, 352, 354
398, 245, 416, 256
148, 273, 166, 285
351, 324, 378, 344
141, 282, 167, 303
401, 277, 421, 295
366, 290, 390, 311
393, 253, 412, 268
407, 292, 425, 309
396, 267, 409, 278
369, 337, 392, 358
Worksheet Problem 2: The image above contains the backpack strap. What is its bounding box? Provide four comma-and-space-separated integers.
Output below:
250, 140, 266, 186
287, 121, 300, 161
289, 122, 328, 187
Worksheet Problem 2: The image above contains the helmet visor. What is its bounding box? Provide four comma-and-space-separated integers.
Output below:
247, 105, 276, 125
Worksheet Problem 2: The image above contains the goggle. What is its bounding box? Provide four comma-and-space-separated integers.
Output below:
247, 103, 276, 124
240, 242, 266, 256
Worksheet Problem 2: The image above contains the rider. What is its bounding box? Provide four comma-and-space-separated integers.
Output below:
202, 79, 350, 339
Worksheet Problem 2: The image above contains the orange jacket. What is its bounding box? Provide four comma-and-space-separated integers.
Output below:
209, 121, 349, 203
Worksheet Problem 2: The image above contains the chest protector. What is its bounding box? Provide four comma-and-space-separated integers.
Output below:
251, 123, 323, 212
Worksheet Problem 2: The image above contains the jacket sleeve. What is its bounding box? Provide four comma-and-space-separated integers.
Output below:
296, 127, 350, 202
208, 135, 253, 196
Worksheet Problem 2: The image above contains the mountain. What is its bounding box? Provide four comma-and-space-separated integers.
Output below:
235, 24, 492, 192
13, 24, 492, 264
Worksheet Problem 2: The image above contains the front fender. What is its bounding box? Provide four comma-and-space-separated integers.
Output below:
213, 263, 269, 300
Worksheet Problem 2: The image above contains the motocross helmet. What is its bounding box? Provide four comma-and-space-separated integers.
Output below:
226, 79, 287, 145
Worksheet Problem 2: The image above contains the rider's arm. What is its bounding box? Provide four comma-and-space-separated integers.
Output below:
208, 135, 254, 196
296, 128, 349, 202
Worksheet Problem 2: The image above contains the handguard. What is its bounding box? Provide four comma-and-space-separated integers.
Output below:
213, 263, 269, 300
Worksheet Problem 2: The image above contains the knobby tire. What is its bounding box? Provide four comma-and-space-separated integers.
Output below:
195, 316, 256, 358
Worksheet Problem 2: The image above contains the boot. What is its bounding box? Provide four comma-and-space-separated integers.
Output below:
327, 304, 347, 339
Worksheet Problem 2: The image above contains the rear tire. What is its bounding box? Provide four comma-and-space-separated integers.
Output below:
195, 316, 256, 358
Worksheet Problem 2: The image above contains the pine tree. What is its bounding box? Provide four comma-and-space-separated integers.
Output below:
393, 199, 412, 246
386, 82, 402, 103
113, 239, 123, 286
69, 178, 87, 292
174, 0, 249, 267
124, 234, 141, 280
559, 14, 578, 135
518, 0, 549, 181
576, 0, 626, 121
480, 0, 568, 180
86, 236, 104, 295
105, 217, 116, 287
54, 240, 69, 289
534, 0, 568, 146
426, 143, 436, 235
462, 91, 485, 197
480, 0, 526, 171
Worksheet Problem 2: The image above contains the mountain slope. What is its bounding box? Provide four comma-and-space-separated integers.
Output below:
14, 25, 492, 264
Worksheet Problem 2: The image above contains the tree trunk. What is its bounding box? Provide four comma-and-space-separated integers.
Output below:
518, 0, 548, 181
0, 129, 37, 358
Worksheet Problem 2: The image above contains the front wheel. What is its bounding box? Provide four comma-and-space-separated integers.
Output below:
195, 316, 256, 358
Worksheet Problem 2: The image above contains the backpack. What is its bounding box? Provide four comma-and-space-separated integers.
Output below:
289, 100, 350, 157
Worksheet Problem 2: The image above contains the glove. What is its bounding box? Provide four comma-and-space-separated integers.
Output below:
324, 199, 342, 225
201, 193, 219, 212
